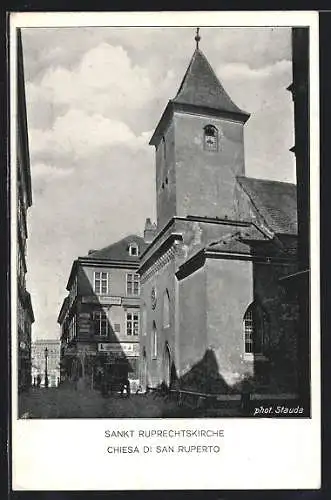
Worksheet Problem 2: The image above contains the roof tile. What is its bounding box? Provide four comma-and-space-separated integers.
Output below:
237, 176, 297, 235
173, 49, 249, 117
84, 234, 147, 262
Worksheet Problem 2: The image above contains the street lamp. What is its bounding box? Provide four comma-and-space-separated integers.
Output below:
44, 347, 49, 388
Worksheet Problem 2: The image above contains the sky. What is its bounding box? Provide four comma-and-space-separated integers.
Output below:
21, 26, 295, 341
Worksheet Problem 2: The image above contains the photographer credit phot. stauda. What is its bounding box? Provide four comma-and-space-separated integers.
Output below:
16, 25, 310, 419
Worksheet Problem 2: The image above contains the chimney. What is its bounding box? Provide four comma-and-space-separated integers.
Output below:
144, 218, 156, 244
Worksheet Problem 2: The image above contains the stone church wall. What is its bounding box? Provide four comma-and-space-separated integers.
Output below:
140, 254, 177, 388
155, 121, 176, 231
174, 112, 245, 220
178, 266, 207, 384
206, 258, 254, 392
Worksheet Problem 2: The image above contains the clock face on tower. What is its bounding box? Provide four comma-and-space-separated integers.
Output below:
151, 287, 157, 309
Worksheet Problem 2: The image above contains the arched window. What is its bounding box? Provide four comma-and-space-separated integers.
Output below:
163, 342, 171, 387
243, 302, 267, 355
163, 289, 170, 328
152, 321, 157, 359
204, 125, 218, 151
243, 305, 254, 353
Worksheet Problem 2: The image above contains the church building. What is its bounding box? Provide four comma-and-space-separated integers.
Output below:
138, 33, 299, 397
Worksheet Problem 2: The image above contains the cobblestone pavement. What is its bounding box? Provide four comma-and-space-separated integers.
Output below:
18, 386, 243, 418
18, 386, 186, 419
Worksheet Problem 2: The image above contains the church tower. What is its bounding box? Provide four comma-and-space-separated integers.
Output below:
150, 30, 250, 231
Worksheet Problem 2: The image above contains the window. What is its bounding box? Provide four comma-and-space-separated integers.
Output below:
141, 306, 147, 336
17, 299, 24, 332
68, 315, 77, 341
69, 276, 78, 306
163, 289, 170, 328
126, 311, 140, 336
126, 273, 140, 296
152, 322, 157, 359
204, 125, 218, 151
243, 302, 266, 355
93, 310, 108, 336
243, 307, 253, 353
94, 271, 109, 295
129, 243, 139, 257
162, 136, 166, 160
72, 315, 77, 339
17, 252, 25, 288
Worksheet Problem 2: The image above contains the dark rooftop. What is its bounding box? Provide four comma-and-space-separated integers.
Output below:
173, 49, 250, 118
84, 234, 147, 262
236, 176, 297, 235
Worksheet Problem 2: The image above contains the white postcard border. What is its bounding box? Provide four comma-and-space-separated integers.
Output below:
10, 10, 320, 491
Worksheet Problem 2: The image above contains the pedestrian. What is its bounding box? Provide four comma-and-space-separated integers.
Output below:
73, 373, 78, 391
241, 378, 251, 415
36, 374, 41, 388
101, 370, 108, 397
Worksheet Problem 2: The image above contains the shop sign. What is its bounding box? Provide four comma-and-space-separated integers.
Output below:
63, 346, 77, 356
79, 312, 91, 319
98, 342, 139, 357
82, 296, 122, 306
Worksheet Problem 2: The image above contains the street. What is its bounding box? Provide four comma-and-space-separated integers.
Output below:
18, 385, 244, 418
19, 386, 174, 418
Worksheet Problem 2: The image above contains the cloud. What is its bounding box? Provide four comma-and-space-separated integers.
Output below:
219, 59, 291, 81
215, 59, 294, 181
29, 109, 152, 174
25, 41, 177, 133
30, 43, 164, 117
22, 27, 291, 83
32, 162, 74, 179
216, 58, 293, 115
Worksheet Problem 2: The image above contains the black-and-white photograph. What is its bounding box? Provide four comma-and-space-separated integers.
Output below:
16, 23, 310, 420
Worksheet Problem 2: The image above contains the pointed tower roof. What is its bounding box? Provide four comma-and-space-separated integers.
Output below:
173, 48, 248, 116
150, 45, 250, 146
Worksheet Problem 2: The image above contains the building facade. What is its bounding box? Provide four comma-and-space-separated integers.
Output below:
31, 339, 61, 387
58, 234, 147, 391
138, 42, 300, 397
17, 29, 34, 392
281, 27, 310, 408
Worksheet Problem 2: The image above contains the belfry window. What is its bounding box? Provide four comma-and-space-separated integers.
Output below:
203, 125, 218, 151
243, 302, 267, 355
